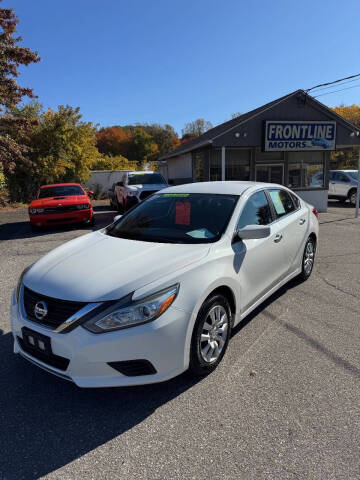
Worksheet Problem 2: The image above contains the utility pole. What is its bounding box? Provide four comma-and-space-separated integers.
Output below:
356, 146, 360, 218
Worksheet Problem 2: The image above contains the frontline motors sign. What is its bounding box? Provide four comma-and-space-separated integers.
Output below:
265, 121, 336, 151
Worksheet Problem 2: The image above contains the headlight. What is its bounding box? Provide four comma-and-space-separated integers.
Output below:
16, 264, 33, 303
76, 203, 91, 210
127, 191, 137, 197
29, 208, 37, 214
83, 284, 179, 333
37, 208, 44, 213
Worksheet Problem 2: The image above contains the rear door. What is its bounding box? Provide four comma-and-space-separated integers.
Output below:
267, 188, 308, 273
234, 189, 289, 313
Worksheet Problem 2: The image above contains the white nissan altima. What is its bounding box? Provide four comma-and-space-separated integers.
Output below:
11, 181, 319, 387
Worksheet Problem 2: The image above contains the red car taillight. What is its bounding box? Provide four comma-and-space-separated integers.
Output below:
312, 207, 319, 219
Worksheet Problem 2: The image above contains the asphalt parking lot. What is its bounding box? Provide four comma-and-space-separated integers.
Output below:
0, 200, 359, 480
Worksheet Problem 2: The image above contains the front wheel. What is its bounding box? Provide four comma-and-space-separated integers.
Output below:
298, 237, 316, 281
189, 294, 232, 376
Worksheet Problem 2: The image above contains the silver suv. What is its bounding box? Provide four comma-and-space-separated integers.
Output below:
329, 170, 358, 206
114, 171, 168, 212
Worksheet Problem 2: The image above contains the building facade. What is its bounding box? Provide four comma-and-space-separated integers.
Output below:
159, 90, 360, 212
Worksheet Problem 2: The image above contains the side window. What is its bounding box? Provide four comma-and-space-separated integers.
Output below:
290, 192, 300, 210
268, 189, 295, 218
238, 191, 272, 229
334, 172, 349, 182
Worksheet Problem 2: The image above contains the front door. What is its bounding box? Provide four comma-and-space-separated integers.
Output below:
256, 164, 284, 185
233, 189, 288, 314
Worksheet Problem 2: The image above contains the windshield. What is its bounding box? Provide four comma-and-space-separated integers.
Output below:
347, 171, 358, 180
106, 193, 239, 244
38, 185, 84, 198
127, 173, 166, 185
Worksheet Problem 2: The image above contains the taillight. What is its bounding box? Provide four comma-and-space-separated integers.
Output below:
312, 207, 319, 219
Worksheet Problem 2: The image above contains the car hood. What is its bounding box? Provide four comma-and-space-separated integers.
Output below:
23, 231, 210, 302
30, 196, 90, 208
128, 184, 168, 191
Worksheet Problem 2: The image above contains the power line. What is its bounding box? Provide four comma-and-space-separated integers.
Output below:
314, 83, 360, 98
311, 77, 360, 93
306, 73, 360, 93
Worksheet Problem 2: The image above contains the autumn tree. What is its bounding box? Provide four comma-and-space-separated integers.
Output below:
6, 104, 102, 202
331, 104, 360, 169
0, 2, 40, 173
96, 126, 132, 157
181, 118, 213, 138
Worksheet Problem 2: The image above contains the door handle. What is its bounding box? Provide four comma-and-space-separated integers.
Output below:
299, 218, 306, 225
274, 234, 283, 243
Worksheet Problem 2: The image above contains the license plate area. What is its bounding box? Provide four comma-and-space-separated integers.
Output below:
21, 327, 52, 356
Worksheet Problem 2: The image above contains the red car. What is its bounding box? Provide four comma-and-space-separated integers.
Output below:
28, 183, 94, 230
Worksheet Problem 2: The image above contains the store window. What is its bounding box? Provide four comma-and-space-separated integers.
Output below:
226, 149, 250, 181
210, 149, 222, 181
288, 152, 324, 189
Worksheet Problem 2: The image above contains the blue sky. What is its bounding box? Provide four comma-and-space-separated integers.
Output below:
6, 0, 360, 135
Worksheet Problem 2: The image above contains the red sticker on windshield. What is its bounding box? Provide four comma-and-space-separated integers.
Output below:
175, 200, 191, 225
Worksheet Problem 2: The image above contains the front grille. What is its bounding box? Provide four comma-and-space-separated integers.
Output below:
23, 286, 87, 329
108, 360, 157, 376
44, 205, 78, 213
17, 336, 70, 371
46, 217, 78, 223
139, 190, 156, 201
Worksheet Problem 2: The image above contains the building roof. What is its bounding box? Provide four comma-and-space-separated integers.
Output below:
161, 89, 360, 160
159, 180, 277, 195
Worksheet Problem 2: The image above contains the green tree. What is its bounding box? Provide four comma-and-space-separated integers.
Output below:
127, 128, 158, 169
0, 2, 40, 173
138, 123, 179, 157
6, 104, 102, 202
91, 155, 137, 171
181, 118, 213, 138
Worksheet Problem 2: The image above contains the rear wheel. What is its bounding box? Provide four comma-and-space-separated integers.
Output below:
348, 189, 357, 207
299, 236, 316, 281
189, 294, 232, 376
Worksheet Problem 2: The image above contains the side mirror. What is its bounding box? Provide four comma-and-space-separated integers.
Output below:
113, 215, 122, 222
235, 225, 271, 241
88, 190, 94, 197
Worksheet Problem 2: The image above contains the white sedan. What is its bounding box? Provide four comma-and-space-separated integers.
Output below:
11, 181, 319, 387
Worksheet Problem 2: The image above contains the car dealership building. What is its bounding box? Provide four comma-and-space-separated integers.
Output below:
159, 89, 360, 211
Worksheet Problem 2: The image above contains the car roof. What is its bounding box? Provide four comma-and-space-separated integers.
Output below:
40, 183, 82, 188
159, 181, 284, 195
128, 171, 159, 174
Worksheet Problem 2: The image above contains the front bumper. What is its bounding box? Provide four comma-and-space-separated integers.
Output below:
10, 290, 190, 387
29, 209, 93, 227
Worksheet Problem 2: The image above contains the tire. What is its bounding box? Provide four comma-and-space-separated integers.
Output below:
189, 294, 232, 376
30, 224, 40, 233
348, 189, 357, 207
298, 236, 316, 281
89, 216, 95, 226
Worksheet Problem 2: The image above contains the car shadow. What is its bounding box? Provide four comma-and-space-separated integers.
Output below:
0, 207, 116, 241
0, 328, 201, 480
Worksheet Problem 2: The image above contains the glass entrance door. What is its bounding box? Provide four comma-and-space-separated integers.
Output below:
256, 164, 284, 184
